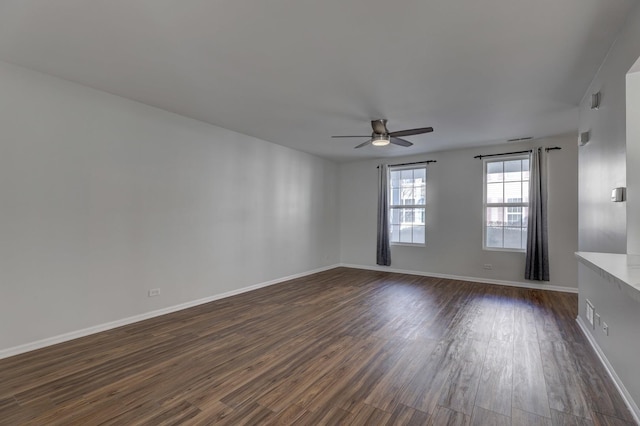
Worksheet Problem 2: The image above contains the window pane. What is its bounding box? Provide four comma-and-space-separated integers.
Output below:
413, 225, 425, 244
405, 208, 412, 223
414, 168, 426, 183
390, 171, 400, 188
390, 224, 400, 243
414, 186, 426, 204
504, 227, 522, 249
521, 228, 528, 250
506, 206, 522, 226
400, 225, 412, 243
522, 182, 529, 203
415, 207, 425, 225
504, 182, 522, 202
504, 160, 522, 181
401, 169, 413, 181
487, 183, 503, 203
486, 207, 503, 227
391, 188, 400, 205
390, 208, 401, 225
401, 187, 414, 204
487, 162, 503, 182
486, 227, 503, 248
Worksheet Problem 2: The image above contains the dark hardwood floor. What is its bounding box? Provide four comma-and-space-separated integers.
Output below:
0, 268, 635, 425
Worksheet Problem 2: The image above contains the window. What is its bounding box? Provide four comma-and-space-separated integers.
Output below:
389, 166, 426, 245
484, 156, 529, 250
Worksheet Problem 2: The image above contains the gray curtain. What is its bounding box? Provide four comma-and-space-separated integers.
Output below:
525, 148, 549, 281
377, 164, 391, 266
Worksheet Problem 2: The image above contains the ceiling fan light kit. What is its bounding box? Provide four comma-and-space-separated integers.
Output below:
371, 134, 391, 146
331, 119, 434, 149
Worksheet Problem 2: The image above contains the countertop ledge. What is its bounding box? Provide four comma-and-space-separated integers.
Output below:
575, 252, 640, 303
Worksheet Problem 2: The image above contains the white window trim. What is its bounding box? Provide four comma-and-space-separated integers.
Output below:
389, 164, 427, 247
482, 155, 529, 252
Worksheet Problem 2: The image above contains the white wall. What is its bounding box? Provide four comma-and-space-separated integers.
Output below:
577, 3, 640, 254
339, 134, 578, 290
0, 60, 340, 352
627, 68, 640, 254
575, 2, 640, 417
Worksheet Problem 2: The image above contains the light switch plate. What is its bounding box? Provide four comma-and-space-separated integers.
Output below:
611, 187, 626, 202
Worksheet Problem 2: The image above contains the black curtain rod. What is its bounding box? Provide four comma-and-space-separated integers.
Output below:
474, 146, 561, 160
377, 160, 437, 169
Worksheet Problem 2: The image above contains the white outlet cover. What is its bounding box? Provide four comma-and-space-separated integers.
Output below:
586, 300, 595, 327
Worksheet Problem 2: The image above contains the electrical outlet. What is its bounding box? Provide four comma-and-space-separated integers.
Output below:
483, 264, 493, 270
585, 300, 594, 328
148, 288, 161, 297
602, 322, 609, 336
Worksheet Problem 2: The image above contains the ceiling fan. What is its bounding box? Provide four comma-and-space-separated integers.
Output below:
332, 119, 434, 149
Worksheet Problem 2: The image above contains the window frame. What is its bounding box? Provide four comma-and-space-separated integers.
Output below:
482, 155, 530, 252
388, 164, 427, 247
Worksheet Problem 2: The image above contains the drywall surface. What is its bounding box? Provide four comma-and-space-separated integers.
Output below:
339, 135, 578, 289
577, 260, 640, 419
627, 70, 640, 254
577, 2, 640, 254
0, 60, 339, 351
572, 6, 640, 418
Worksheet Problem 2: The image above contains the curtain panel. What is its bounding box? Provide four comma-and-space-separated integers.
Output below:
377, 164, 391, 266
525, 148, 550, 281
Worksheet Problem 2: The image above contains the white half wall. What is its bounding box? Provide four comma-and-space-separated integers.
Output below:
577, 259, 640, 422
0, 60, 340, 352
339, 134, 578, 290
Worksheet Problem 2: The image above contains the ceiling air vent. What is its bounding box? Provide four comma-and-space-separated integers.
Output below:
507, 137, 533, 142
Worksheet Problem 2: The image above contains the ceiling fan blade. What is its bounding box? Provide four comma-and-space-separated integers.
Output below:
390, 137, 413, 147
389, 127, 434, 138
371, 119, 388, 135
331, 135, 370, 138
354, 140, 372, 149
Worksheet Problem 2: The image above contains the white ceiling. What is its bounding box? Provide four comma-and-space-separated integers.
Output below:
0, 0, 636, 161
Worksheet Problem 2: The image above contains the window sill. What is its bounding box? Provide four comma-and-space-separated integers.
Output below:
392, 243, 426, 248
483, 247, 526, 253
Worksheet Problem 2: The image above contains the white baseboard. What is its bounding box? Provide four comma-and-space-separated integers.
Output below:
0, 264, 340, 360
339, 263, 578, 293
576, 316, 640, 424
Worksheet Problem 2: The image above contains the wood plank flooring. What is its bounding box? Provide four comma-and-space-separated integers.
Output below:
0, 267, 635, 425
